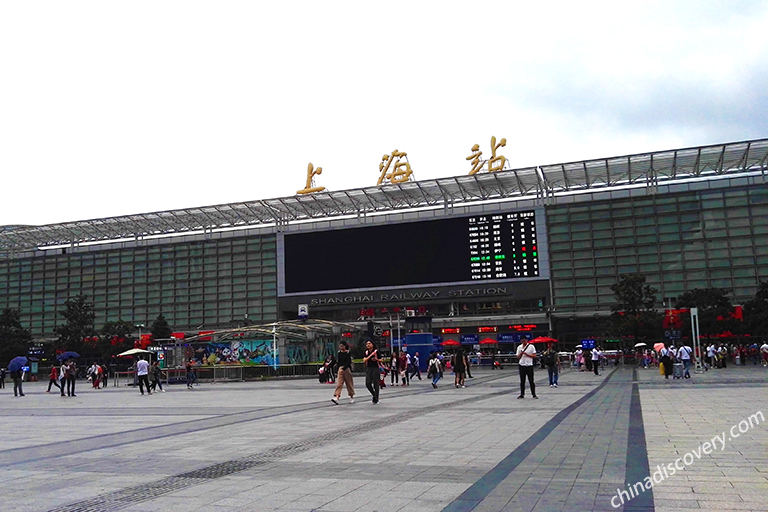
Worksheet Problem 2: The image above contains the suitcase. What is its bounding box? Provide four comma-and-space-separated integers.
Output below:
672, 363, 684, 379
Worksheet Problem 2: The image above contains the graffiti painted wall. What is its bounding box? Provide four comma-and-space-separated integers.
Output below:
191, 339, 278, 365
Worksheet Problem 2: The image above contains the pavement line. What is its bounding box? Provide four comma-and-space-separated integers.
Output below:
441, 367, 620, 512
623, 369, 654, 512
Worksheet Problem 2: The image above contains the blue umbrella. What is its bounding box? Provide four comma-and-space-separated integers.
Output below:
8, 356, 28, 372
57, 351, 81, 361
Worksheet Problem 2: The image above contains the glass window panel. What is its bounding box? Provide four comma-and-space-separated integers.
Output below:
708, 259, 731, 268
592, 229, 611, 238
658, 224, 680, 233
659, 233, 680, 242
571, 231, 591, 240
636, 226, 656, 235
685, 259, 707, 269
733, 267, 756, 277
733, 277, 757, 287
656, 203, 677, 213
729, 227, 752, 236
637, 235, 658, 245
634, 217, 654, 227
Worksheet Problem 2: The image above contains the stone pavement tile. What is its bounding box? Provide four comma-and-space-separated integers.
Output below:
696, 501, 766, 510
655, 491, 745, 501
396, 500, 448, 512
357, 497, 413, 512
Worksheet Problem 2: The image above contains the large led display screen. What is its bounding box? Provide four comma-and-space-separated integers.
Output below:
282, 210, 542, 294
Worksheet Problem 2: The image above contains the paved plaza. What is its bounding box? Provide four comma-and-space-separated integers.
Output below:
1, 362, 766, 512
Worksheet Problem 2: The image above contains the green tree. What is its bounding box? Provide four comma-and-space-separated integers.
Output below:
100, 320, 137, 358
0, 308, 33, 365
53, 294, 96, 354
150, 314, 172, 341
674, 287, 735, 340
743, 280, 768, 337
605, 275, 663, 346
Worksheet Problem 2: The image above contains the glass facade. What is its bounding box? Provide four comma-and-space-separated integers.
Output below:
547, 185, 768, 311
0, 234, 278, 338
2, 180, 767, 341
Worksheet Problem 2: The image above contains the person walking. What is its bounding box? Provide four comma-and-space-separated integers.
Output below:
46, 365, 62, 393
542, 343, 559, 388
516, 339, 537, 399
331, 341, 355, 405
409, 352, 422, 381
363, 340, 382, 404
64, 359, 77, 397
0, 368, 5, 389
136, 356, 152, 395
149, 360, 165, 392
186, 360, 197, 389
454, 348, 467, 388
659, 344, 673, 379
11, 368, 24, 396
428, 351, 442, 388
399, 350, 409, 386
678, 343, 693, 379
389, 350, 399, 386
592, 347, 602, 376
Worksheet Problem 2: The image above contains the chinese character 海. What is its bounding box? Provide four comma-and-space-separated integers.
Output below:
377, 150, 414, 185
297, 162, 326, 195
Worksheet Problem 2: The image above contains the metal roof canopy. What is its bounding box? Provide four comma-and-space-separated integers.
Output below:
2, 138, 767, 254
182, 320, 359, 343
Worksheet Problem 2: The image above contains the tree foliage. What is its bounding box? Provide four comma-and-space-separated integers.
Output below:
605, 274, 663, 343
150, 314, 172, 341
674, 287, 735, 338
53, 294, 96, 354
0, 308, 33, 365
743, 280, 768, 337
99, 320, 137, 358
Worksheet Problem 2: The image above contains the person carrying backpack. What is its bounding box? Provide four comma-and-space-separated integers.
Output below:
428, 351, 442, 388
542, 343, 560, 388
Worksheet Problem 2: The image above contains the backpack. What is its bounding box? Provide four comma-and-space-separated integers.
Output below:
542, 351, 555, 366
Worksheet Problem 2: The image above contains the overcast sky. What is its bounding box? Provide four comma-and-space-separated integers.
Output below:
2, 1, 767, 227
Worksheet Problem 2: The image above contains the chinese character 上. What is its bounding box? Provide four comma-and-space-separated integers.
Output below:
296, 162, 326, 195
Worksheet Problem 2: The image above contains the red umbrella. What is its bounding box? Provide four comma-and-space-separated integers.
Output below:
441, 339, 460, 346
529, 336, 558, 344
479, 338, 497, 345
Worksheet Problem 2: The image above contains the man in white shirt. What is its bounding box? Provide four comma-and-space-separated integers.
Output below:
707, 344, 716, 368
678, 343, 693, 379
760, 342, 768, 367
516, 340, 538, 399
136, 356, 152, 396
591, 348, 602, 376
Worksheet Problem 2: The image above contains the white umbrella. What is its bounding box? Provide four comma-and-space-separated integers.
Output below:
118, 348, 153, 357
634, 343, 647, 348
574, 345, 582, 349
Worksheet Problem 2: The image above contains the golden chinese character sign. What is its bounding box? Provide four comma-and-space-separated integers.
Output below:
468, 136, 507, 175
297, 163, 326, 195
377, 149, 414, 185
